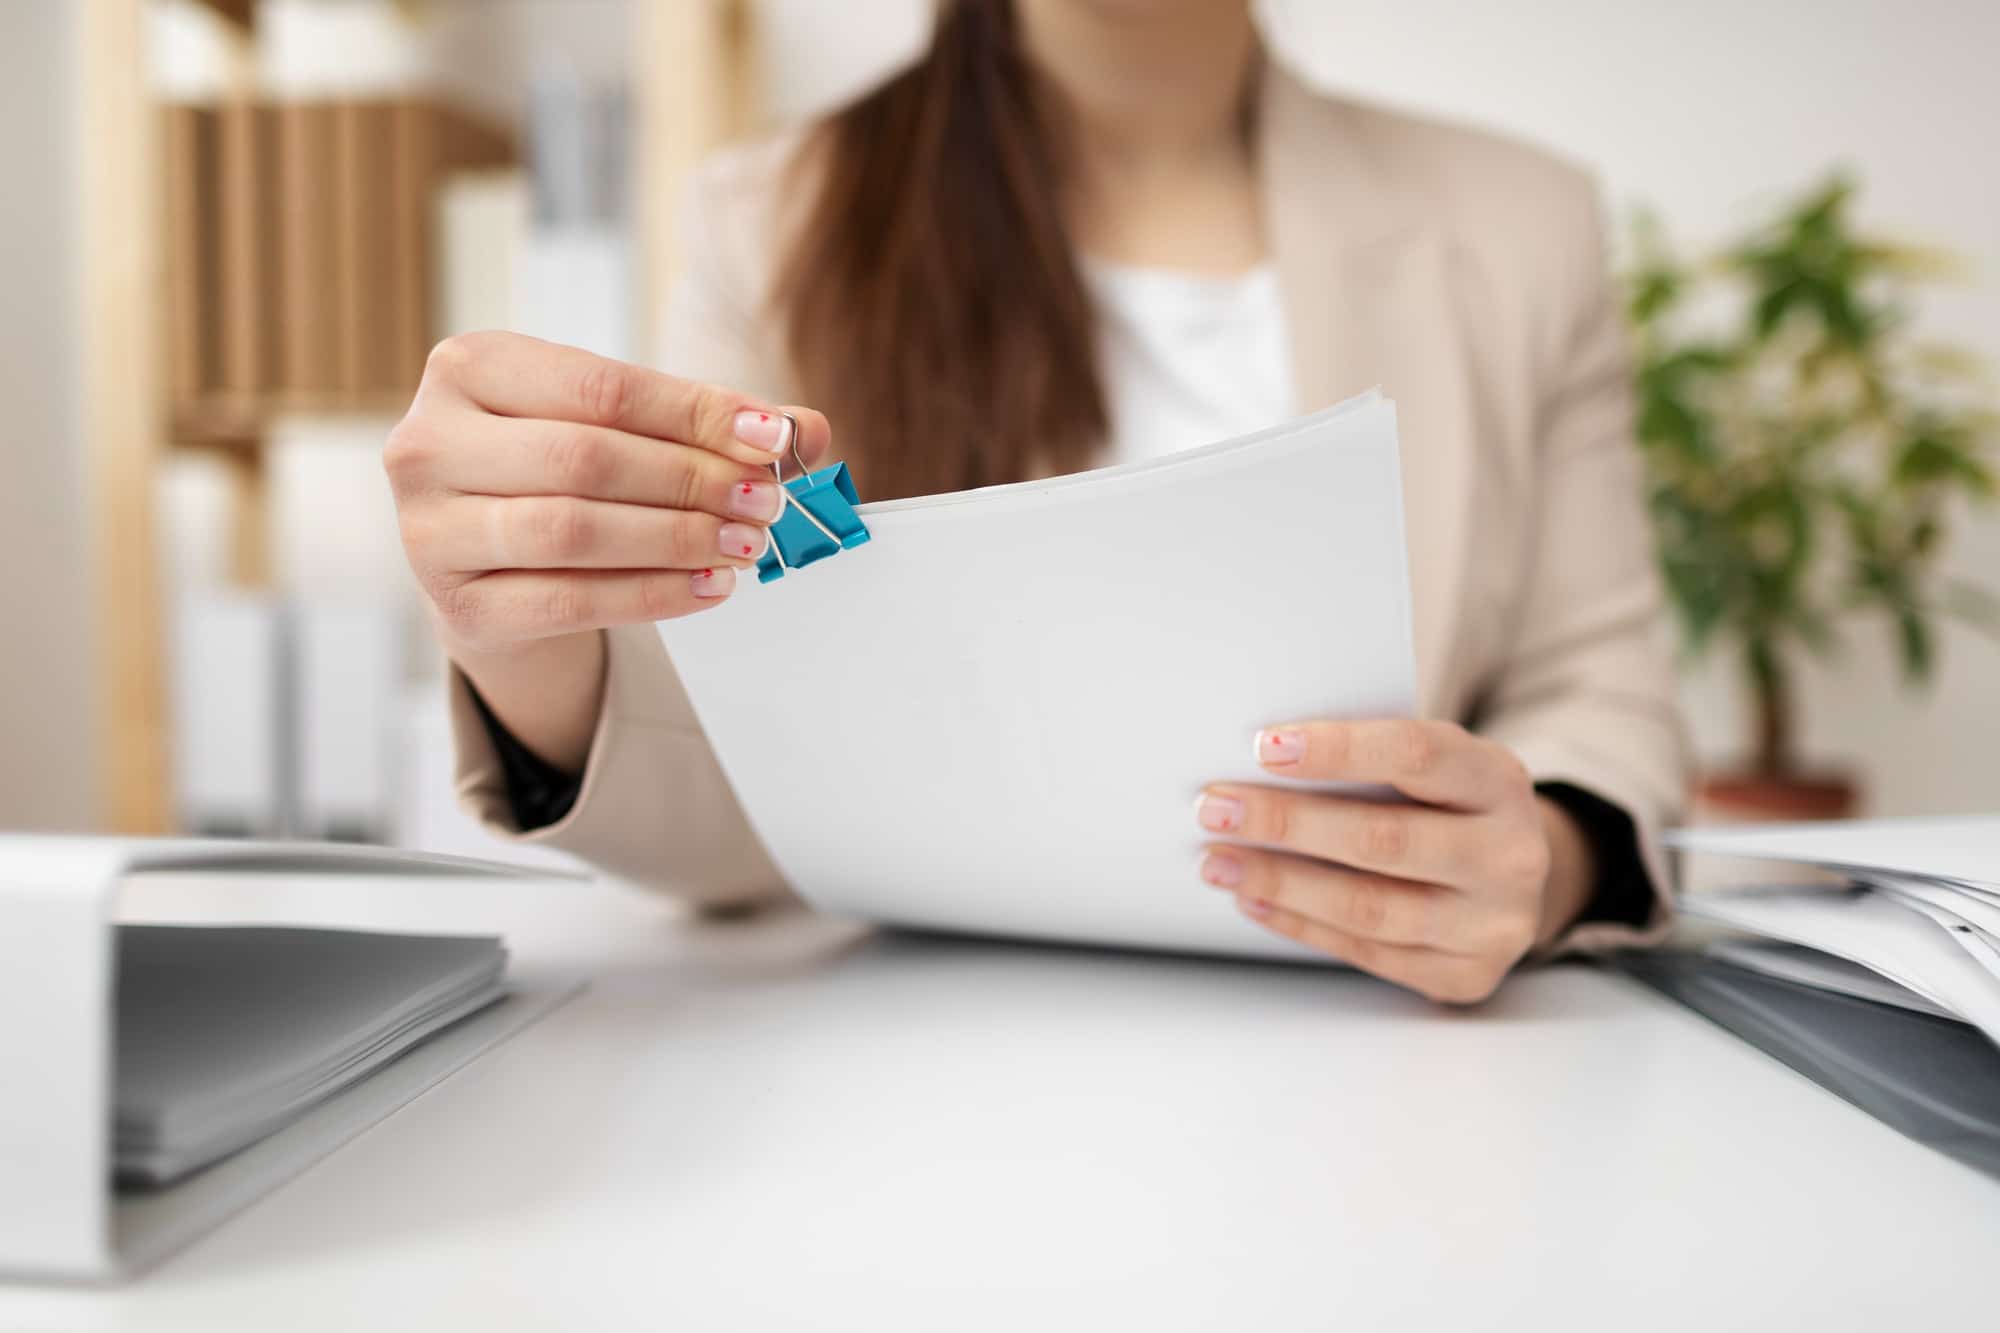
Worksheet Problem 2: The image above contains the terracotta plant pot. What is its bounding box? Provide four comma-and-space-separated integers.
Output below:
1695, 769, 1860, 823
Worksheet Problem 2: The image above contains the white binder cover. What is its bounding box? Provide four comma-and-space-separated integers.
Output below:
660, 393, 1416, 960
0, 838, 582, 1283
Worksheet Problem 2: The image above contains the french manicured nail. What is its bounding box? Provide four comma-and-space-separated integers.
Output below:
728, 480, 783, 521
732, 409, 789, 453
1195, 792, 1243, 833
690, 567, 735, 599
1256, 727, 1307, 766
1239, 898, 1274, 921
719, 523, 766, 560
1200, 850, 1244, 889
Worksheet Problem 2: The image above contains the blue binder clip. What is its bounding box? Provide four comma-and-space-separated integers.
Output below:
755, 412, 870, 583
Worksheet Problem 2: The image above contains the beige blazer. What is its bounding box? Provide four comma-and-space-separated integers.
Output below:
449, 65, 1691, 952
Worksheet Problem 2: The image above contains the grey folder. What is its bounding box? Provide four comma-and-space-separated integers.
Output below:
1619, 949, 2000, 1183
114, 925, 507, 1187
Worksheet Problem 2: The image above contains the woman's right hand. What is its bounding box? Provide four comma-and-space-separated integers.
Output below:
389, 331, 830, 650
386, 331, 831, 772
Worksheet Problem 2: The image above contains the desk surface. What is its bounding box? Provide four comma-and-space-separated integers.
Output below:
4, 871, 1997, 1331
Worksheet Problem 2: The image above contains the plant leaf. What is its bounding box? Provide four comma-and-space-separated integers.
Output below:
1897, 603, 1935, 682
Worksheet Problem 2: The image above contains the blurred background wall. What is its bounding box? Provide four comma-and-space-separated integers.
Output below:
6, 0, 1996, 840
1263, 0, 2000, 819
0, 3, 96, 831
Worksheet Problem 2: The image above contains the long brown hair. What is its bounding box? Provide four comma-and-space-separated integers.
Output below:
770, 0, 1105, 500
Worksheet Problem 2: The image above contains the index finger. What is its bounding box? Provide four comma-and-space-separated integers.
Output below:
422, 331, 833, 470
1252, 719, 1528, 810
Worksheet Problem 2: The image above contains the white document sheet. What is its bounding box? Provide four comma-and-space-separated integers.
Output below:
1684, 886, 2000, 1048
1703, 938, 1962, 1021
1874, 892, 2000, 990
658, 393, 1415, 960
1667, 816, 2000, 891
1873, 874, 2000, 943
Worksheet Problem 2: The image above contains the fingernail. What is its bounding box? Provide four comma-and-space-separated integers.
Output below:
718, 523, 766, 560
1240, 898, 1274, 921
1195, 792, 1243, 833
732, 409, 789, 453
1256, 727, 1307, 766
690, 567, 735, 600
728, 480, 783, 521
1200, 850, 1244, 889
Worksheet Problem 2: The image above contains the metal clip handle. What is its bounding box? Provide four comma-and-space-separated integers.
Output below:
764, 411, 839, 574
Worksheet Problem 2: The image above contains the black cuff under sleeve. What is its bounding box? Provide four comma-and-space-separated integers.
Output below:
466, 684, 586, 833
1535, 780, 1655, 929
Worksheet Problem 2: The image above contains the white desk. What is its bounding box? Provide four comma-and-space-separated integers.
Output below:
3, 870, 1996, 1331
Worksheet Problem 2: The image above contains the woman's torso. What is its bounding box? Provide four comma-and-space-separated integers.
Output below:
659, 63, 1643, 726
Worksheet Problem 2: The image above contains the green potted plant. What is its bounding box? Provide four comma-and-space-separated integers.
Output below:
1625, 176, 1999, 819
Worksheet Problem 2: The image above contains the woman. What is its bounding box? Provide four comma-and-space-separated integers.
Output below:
386, 0, 1688, 1002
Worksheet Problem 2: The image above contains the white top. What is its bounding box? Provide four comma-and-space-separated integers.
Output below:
1085, 259, 1298, 464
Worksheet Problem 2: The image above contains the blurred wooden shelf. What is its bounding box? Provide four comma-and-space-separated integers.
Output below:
84, 0, 759, 834
190, 0, 252, 27
170, 392, 417, 450
163, 97, 514, 423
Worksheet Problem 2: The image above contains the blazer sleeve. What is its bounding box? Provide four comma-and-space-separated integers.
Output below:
1475, 191, 1693, 954
445, 154, 793, 908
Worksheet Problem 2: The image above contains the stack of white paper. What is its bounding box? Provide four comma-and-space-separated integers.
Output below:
1672, 817, 2000, 1047
660, 393, 1415, 961
114, 926, 508, 1187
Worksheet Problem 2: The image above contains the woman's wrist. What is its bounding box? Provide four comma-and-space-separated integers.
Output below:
447, 629, 607, 777
1532, 795, 1599, 948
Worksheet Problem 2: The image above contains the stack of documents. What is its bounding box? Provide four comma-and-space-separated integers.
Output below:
659, 393, 1415, 961
1670, 816, 2000, 1047
114, 925, 507, 1187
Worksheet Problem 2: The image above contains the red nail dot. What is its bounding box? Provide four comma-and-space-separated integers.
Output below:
759, 413, 769, 422
741, 483, 752, 493
742, 545, 753, 555
699, 569, 713, 578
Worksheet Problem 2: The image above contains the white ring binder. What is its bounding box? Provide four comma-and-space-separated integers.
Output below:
0, 837, 583, 1283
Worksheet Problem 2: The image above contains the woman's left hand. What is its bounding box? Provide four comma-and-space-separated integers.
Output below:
1195, 719, 1596, 1004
